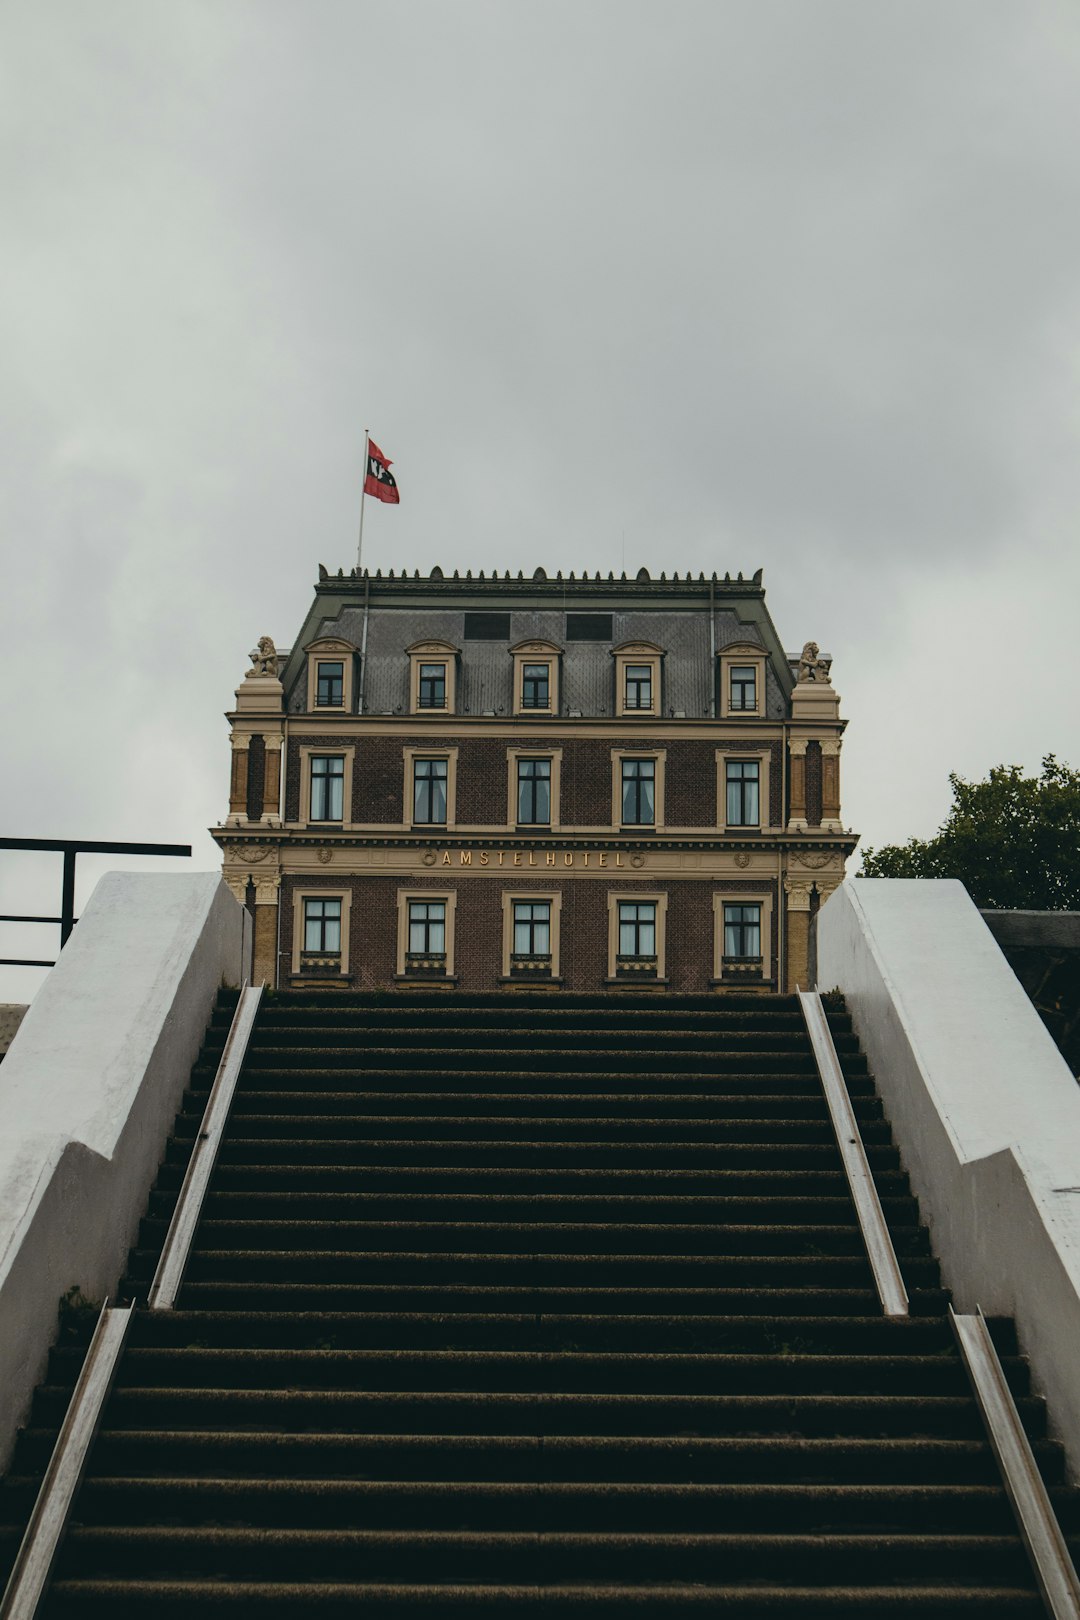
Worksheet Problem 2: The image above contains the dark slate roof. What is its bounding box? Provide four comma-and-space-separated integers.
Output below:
281, 568, 792, 719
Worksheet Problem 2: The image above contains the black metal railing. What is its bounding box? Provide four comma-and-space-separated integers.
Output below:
0, 837, 192, 967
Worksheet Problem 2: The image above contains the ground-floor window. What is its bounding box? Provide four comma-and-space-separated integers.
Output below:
713, 891, 773, 986
397, 889, 457, 980
608, 891, 667, 982
291, 889, 351, 980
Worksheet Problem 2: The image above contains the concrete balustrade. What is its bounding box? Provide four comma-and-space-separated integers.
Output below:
817, 878, 1080, 1481
0, 873, 248, 1468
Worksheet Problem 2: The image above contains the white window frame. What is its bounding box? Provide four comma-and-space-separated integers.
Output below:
718, 645, 767, 720
298, 745, 355, 828
500, 890, 563, 980
396, 888, 458, 979
507, 747, 563, 829
407, 640, 459, 715
716, 748, 772, 831
606, 890, 668, 983
612, 642, 663, 718
291, 887, 352, 978
611, 749, 666, 830
403, 746, 459, 830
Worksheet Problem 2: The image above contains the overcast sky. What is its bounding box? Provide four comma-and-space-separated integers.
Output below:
3, 0, 1079, 1000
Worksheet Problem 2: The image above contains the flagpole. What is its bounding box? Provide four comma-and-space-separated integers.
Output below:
356, 427, 370, 574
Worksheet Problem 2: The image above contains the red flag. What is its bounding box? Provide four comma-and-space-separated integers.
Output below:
364, 438, 400, 504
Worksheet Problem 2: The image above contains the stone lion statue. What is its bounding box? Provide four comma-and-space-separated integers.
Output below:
797, 641, 831, 683
247, 635, 280, 678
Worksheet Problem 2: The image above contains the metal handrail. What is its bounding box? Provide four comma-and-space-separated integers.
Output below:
148, 984, 263, 1311
0, 1303, 134, 1620
0, 837, 191, 967
797, 988, 909, 1317
952, 1307, 1080, 1619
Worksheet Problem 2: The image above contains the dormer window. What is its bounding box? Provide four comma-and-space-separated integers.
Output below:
522, 664, 550, 709
316, 661, 344, 707
510, 640, 561, 716
407, 641, 459, 715
304, 637, 357, 713
418, 663, 446, 709
730, 666, 756, 711
718, 645, 767, 719
625, 665, 653, 711
612, 642, 663, 718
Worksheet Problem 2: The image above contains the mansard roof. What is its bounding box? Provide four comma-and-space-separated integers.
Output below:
281, 565, 793, 720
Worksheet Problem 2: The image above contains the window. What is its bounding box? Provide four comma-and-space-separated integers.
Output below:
409, 900, 446, 955
619, 901, 656, 958
315, 661, 344, 707
730, 666, 757, 711
612, 642, 663, 718
418, 663, 446, 709
625, 665, 653, 710
621, 758, 655, 825
514, 900, 551, 956
397, 889, 457, 979
517, 758, 551, 825
522, 664, 550, 709
408, 641, 458, 714
718, 647, 766, 718
726, 760, 760, 827
511, 640, 561, 715
304, 897, 341, 954
304, 637, 357, 712
413, 757, 448, 824
724, 902, 762, 960
310, 755, 345, 822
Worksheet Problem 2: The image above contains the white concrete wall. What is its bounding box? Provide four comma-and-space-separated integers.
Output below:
818, 878, 1080, 1479
0, 873, 249, 1469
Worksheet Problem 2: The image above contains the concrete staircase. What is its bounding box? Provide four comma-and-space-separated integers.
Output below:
3, 989, 1078, 1614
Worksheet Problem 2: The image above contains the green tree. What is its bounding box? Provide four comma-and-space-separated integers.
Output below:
858, 756, 1080, 910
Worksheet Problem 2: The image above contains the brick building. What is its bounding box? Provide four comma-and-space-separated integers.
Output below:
213, 565, 857, 992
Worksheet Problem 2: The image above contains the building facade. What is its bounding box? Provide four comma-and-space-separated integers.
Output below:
212, 566, 857, 993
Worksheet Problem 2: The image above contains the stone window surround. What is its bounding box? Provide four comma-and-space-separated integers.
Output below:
291, 886, 352, 978
500, 889, 564, 980
712, 888, 774, 984
611, 748, 667, 831
718, 644, 767, 720
407, 640, 459, 716
510, 640, 562, 717
304, 637, 358, 714
298, 744, 355, 828
612, 641, 664, 719
506, 747, 564, 830
403, 746, 460, 831
606, 889, 669, 984
715, 747, 773, 832
395, 887, 458, 980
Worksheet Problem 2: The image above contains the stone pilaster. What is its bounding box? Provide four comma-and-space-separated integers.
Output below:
787, 738, 808, 832
261, 736, 283, 825
820, 736, 843, 832
227, 737, 251, 826
253, 877, 280, 988
784, 877, 813, 990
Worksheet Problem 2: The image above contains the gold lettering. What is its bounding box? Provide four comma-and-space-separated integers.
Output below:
498, 853, 505, 866
479, 852, 489, 866
564, 853, 573, 866
582, 853, 589, 867
441, 852, 451, 865
513, 852, 522, 866
598, 852, 608, 867
615, 853, 624, 867
546, 852, 556, 866
459, 851, 472, 865
528, 852, 536, 866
